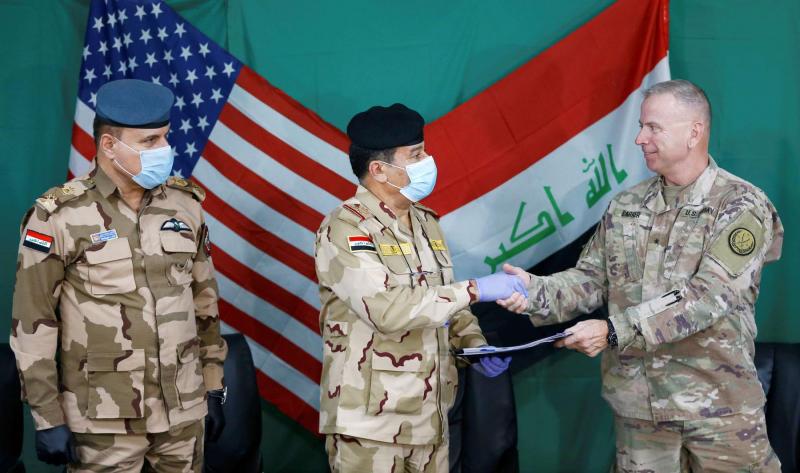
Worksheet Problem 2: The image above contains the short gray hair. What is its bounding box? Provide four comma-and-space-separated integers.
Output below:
643, 79, 712, 125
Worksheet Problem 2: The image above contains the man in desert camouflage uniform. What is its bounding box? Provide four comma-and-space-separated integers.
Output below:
316, 104, 525, 473
10, 79, 227, 472
500, 79, 784, 472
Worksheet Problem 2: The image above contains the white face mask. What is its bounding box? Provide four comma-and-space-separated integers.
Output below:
112, 137, 175, 189
383, 156, 438, 202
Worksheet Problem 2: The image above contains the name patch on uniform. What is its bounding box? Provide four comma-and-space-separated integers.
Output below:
621, 210, 641, 218
430, 239, 447, 251
161, 218, 192, 232
90, 229, 118, 244
379, 243, 412, 256
23, 230, 53, 254
683, 207, 715, 218
348, 235, 376, 253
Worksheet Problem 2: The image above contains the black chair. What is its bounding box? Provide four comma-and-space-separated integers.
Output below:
204, 333, 262, 473
0, 344, 25, 473
755, 342, 800, 473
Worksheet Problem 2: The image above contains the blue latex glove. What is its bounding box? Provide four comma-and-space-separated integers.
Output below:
474, 272, 528, 302
471, 353, 512, 378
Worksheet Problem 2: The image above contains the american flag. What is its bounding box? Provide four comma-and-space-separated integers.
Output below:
71, 0, 351, 431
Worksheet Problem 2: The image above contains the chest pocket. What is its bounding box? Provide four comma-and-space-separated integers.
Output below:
85, 237, 136, 295
373, 236, 414, 284
662, 206, 713, 281
160, 231, 196, 286
613, 209, 647, 282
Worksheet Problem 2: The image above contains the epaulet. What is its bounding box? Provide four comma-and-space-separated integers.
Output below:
412, 202, 439, 219
336, 201, 372, 226
166, 176, 206, 202
34, 178, 95, 215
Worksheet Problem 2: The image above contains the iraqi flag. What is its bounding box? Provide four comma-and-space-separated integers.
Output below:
70, 0, 668, 432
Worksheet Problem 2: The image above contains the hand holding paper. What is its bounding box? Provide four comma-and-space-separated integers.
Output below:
554, 319, 609, 357
471, 353, 511, 377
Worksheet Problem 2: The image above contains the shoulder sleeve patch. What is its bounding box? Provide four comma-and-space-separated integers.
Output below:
707, 209, 765, 277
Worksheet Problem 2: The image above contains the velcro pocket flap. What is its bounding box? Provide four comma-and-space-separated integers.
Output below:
85, 238, 132, 264
160, 231, 197, 253
87, 349, 145, 372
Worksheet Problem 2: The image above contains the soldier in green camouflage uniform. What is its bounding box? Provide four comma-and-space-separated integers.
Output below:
10, 79, 227, 472
500, 80, 783, 472
316, 104, 520, 473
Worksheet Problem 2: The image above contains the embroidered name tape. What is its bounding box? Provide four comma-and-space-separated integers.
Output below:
90, 229, 119, 244
23, 230, 53, 254
348, 236, 376, 253
430, 239, 446, 251
379, 243, 412, 256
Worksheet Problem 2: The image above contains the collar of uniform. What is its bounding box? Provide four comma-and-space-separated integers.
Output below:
92, 160, 167, 199
642, 157, 719, 213
355, 185, 400, 230
92, 161, 118, 198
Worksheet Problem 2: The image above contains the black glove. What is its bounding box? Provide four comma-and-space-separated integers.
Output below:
205, 389, 226, 442
35, 424, 79, 465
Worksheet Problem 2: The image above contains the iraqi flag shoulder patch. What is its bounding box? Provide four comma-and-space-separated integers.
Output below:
348, 235, 376, 253
23, 229, 53, 254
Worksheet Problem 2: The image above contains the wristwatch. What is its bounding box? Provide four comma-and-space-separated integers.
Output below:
208, 386, 227, 405
605, 319, 618, 347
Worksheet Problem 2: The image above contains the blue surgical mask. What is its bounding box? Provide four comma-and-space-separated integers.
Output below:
113, 137, 175, 189
384, 155, 438, 202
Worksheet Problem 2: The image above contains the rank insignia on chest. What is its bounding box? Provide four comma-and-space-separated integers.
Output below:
90, 229, 118, 244
161, 218, 192, 232
23, 230, 53, 253
347, 235, 376, 253
430, 239, 447, 251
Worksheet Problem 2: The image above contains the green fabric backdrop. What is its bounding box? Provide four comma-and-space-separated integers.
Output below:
2, 1, 797, 471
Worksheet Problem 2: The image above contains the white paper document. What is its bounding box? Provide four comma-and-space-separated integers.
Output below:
455, 332, 570, 356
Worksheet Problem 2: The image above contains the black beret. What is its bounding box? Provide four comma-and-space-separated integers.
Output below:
346, 103, 424, 150
95, 79, 174, 128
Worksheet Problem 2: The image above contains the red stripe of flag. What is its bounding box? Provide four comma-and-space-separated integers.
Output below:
256, 371, 320, 434
200, 186, 317, 281
209, 247, 320, 333
220, 299, 321, 382
423, 0, 669, 215
202, 140, 324, 233
26, 230, 54, 242
71, 123, 96, 161
235, 66, 350, 153
219, 104, 355, 201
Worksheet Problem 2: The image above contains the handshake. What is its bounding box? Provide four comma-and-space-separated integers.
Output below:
472, 263, 531, 311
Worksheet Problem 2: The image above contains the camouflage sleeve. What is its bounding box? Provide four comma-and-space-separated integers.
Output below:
525, 212, 609, 326
9, 206, 66, 430
192, 219, 227, 390
611, 196, 783, 352
316, 219, 474, 334
448, 309, 487, 351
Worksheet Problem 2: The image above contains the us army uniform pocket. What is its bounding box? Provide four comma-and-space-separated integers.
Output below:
174, 337, 206, 409
85, 238, 136, 295
86, 349, 145, 419
367, 349, 428, 416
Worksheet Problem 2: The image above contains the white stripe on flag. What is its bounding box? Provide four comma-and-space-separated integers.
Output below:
74, 99, 95, 136
228, 84, 356, 184
192, 158, 315, 256
221, 322, 320, 410
216, 272, 322, 361
208, 122, 342, 213
69, 146, 93, 177
204, 213, 321, 309
441, 57, 670, 280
